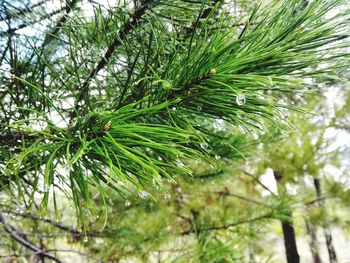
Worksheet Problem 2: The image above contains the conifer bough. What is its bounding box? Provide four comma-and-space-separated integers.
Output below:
0, 0, 349, 223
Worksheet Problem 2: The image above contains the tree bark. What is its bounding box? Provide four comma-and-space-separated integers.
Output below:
313, 178, 338, 263
273, 171, 300, 263
281, 216, 300, 263
305, 220, 322, 263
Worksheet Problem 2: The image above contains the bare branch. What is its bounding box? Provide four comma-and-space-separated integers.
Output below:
0, 212, 63, 263
180, 213, 273, 235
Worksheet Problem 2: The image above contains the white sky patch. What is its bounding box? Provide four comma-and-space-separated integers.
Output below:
260, 168, 278, 196
31, 120, 48, 131
0, 21, 8, 30
303, 174, 315, 188
285, 183, 298, 195
324, 127, 350, 151
324, 85, 345, 108
47, 110, 67, 128
79, 0, 120, 18
44, 0, 63, 13
96, 68, 108, 81
61, 97, 75, 110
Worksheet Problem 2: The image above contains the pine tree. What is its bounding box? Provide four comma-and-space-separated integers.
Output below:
0, 0, 350, 261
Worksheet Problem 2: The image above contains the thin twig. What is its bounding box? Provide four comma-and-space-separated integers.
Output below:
243, 170, 277, 196
73, 0, 158, 116
2, 210, 120, 238
0, 212, 63, 263
180, 213, 273, 235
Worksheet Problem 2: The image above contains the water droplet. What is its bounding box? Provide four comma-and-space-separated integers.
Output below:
200, 143, 208, 150
164, 193, 171, 200
236, 93, 246, 106
175, 160, 185, 167
267, 77, 275, 87
64, 164, 72, 173
215, 155, 221, 160
282, 112, 289, 119
83, 236, 88, 243
125, 200, 131, 207
172, 107, 177, 111
197, 106, 202, 111
145, 147, 151, 152
152, 177, 161, 185
157, 156, 163, 161
139, 191, 150, 200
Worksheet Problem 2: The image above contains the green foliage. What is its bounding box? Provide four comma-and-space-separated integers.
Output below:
0, 1, 350, 255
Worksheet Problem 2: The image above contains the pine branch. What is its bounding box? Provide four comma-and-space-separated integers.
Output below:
243, 170, 277, 196
41, 0, 80, 48
2, 210, 80, 235
180, 213, 273, 235
215, 188, 267, 206
0, 0, 48, 22
0, 132, 39, 146
1, 0, 349, 226
0, 8, 66, 37
1, 209, 120, 238
73, 0, 158, 116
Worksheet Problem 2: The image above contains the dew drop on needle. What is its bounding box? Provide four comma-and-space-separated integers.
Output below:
236, 93, 246, 106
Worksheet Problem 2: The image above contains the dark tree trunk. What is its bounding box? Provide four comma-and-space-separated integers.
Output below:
313, 178, 338, 263
305, 220, 322, 263
324, 228, 338, 263
281, 215, 300, 263
273, 171, 300, 263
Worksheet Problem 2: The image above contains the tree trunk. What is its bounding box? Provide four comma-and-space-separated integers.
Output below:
324, 228, 338, 263
313, 178, 338, 263
305, 220, 322, 263
281, 215, 300, 263
273, 171, 300, 263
